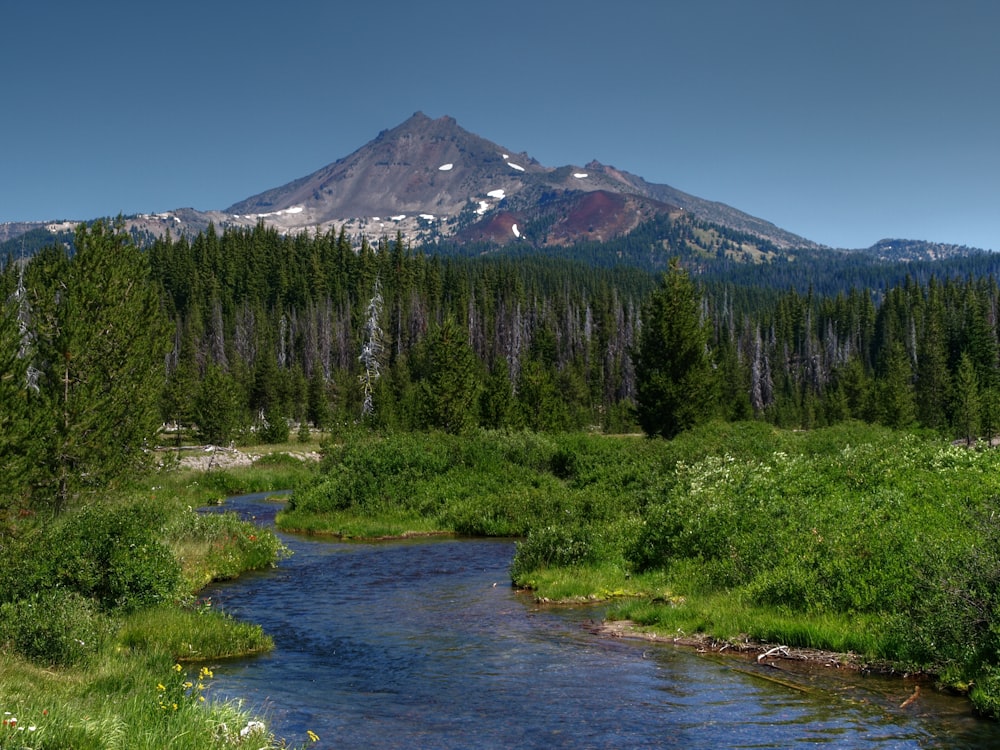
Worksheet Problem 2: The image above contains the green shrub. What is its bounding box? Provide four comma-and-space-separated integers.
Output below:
510, 524, 595, 581
0, 502, 183, 613
491, 430, 557, 472
252, 451, 305, 468
0, 589, 111, 666
292, 432, 457, 515
50, 503, 182, 612
971, 666, 1000, 719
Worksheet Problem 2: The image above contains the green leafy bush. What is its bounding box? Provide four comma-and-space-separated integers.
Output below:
0, 589, 111, 666
52, 503, 182, 612
0, 502, 181, 612
510, 524, 595, 581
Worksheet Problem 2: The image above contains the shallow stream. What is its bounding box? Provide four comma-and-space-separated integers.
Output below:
203, 494, 999, 748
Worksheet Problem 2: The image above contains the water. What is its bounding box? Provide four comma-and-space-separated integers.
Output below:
203, 495, 999, 748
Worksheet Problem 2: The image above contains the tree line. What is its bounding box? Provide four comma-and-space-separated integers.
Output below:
5, 218, 1000, 509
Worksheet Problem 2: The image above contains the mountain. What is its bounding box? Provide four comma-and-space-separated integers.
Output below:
222, 112, 819, 250
3, 113, 989, 264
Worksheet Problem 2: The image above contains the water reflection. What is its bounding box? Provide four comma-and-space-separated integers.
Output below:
203, 495, 998, 748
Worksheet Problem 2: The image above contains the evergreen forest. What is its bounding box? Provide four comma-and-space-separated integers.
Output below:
4, 217, 1000, 510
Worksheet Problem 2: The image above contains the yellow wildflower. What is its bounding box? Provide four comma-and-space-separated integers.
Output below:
307, 729, 320, 742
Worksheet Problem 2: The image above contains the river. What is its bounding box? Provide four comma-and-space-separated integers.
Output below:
202, 494, 998, 748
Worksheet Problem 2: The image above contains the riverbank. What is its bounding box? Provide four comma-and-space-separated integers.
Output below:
279, 424, 1000, 718
202, 508, 997, 748
595, 619, 901, 676
0, 463, 315, 749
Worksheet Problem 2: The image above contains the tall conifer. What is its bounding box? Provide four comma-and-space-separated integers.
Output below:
30, 220, 171, 509
634, 259, 715, 438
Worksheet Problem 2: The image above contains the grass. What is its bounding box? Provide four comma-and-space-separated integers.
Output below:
166, 508, 290, 590
515, 565, 674, 603
151, 462, 315, 508
0, 640, 281, 748
276, 509, 448, 539
0, 621, 279, 749
0, 457, 313, 748
609, 595, 892, 660
117, 605, 273, 662
276, 422, 1000, 718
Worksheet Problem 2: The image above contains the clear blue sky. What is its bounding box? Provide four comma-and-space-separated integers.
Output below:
2, 0, 998, 250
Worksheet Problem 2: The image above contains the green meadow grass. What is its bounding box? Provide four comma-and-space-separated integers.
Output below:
277, 423, 1000, 717
0, 461, 306, 748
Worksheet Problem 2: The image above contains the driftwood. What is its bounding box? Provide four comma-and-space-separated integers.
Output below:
731, 666, 814, 694
899, 685, 921, 708
757, 645, 791, 662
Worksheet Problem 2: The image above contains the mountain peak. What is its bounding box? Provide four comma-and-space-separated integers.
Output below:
217, 113, 818, 249
388, 112, 462, 137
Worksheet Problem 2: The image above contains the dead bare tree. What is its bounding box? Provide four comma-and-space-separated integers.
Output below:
359, 277, 384, 419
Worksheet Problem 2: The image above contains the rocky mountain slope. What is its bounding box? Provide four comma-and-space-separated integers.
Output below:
222, 112, 817, 249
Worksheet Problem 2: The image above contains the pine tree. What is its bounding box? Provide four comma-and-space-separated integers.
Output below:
517, 358, 569, 431
195, 363, 243, 445
0, 273, 32, 504
413, 316, 482, 434
954, 352, 980, 446
875, 341, 916, 429
306, 366, 333, 428
479, 360, 516, 429
633, 259, 715, 438
27, 221, 171, 509
915, 282, 951, 431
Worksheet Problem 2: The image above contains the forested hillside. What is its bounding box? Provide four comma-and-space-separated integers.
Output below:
4, 218, 1000, 509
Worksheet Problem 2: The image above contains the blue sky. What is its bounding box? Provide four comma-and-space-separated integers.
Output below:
2, 0, 998, 250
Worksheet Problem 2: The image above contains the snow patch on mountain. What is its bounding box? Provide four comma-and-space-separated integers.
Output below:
247, 205, 305, 219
